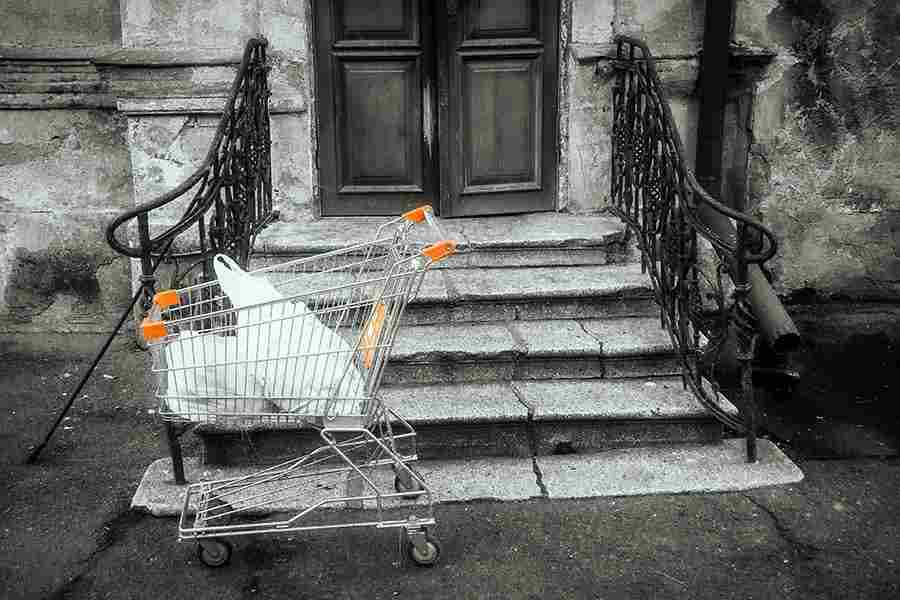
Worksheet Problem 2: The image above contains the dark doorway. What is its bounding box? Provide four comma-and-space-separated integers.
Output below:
314, 0, 559, 217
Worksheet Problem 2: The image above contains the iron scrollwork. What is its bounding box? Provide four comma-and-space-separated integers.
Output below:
106, 37, 276, 302
610, 36, 781, 461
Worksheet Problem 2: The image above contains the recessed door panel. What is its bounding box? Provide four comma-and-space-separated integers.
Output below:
466, 0, 539, 41
337, 0, 416, 42
337, 59, 422, 192
461, 57, 541, 192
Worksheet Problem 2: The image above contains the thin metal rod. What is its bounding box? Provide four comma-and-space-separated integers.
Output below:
26, 283, 146, 464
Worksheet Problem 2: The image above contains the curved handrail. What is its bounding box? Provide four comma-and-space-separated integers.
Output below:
106, 37, 272, 260
613, 35, 778, 267
609, 36, 787, 453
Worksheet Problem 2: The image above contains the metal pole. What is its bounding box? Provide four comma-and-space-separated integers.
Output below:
695, 0, 736, 201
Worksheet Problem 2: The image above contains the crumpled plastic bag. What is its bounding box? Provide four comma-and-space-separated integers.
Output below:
161, 329, 272, 419
212, 255, 367, 415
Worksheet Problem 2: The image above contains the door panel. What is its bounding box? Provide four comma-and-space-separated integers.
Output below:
461, 56, 541, 192
316, 0, 435, 215
336, 0, 416, 42
442, 0, 558, 216
466, 0, 539, 41
336, 58, 423, 192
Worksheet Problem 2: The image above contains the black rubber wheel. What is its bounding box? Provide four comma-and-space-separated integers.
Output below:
197, 538, 232, 568
406, 534, 441, 567
394, 473, 423, 500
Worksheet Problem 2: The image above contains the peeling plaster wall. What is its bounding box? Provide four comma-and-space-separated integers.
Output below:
737, 0, 900, 300
565, 0, 900, 301
0, 111, 133, 332
0, 2, 132, 333
0, 0, 120, 48
119, 0, 314, 224
566, 0, 703, 214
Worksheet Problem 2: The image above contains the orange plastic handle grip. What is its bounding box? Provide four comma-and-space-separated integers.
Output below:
423, 240, 457, 262
153, 289, 180, 309
141, 318, 168, 342
402, 205, 432, 223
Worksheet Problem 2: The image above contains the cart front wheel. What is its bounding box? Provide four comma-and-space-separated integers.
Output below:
197, 538, 232, 568
406, 533, 441, 567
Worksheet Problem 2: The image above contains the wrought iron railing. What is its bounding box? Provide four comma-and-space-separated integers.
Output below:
610, 36, 780, 462
106, 37, 276, 302
29, 38, 275, 475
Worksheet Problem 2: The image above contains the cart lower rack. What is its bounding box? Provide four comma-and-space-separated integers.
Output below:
142, 206, 456, 567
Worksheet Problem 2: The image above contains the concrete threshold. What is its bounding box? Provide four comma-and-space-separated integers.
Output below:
132, 438, 802, 517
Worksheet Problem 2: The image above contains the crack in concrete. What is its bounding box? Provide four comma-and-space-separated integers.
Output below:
509, 381, 549, 498
46, 506, 144, 599
742, 493, 821, 560
576, 319, 605, 352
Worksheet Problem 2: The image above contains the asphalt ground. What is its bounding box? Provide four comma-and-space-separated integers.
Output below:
2, 333, 898, 600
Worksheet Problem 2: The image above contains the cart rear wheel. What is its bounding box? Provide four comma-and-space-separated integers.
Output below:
406, 533, 441, 567
197, 538, 232, 568
394, 473, 424, 500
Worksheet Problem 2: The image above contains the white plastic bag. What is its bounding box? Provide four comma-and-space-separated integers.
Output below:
161, 330, 271, 419
213, 255, 366, 414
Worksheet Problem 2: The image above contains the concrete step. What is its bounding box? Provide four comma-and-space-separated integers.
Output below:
254, 212, 630, 269
132, 438, 804, 517
383, 316, 679, 385
405, 263, 657, 325
196, 376, 736, 465
262, 262, 657, 326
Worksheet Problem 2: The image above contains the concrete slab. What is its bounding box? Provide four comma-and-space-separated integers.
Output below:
457, 212, 626, 249
447, 263, 651, 301
510, 320, 602, 356
391, 322, 518, 361
132, 455, 542, 517
515, 377, 738, 421
380, 382, 528, 424
581, 317, 674, 356
537, 439, 804, 499
255, 212, 627, 255
132, 439, 803, 516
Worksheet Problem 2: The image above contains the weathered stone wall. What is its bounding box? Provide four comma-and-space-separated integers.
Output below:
565, 0, 705, 214
119, 0, 314, 224
565, 0, 900, 301
1, 0, 120, 48
0, 2, 133, 333
737, 0, 900, 301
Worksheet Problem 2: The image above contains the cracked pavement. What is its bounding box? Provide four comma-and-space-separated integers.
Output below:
2, 333, 899, 599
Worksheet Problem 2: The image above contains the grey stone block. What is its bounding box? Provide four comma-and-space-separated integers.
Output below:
537, 439, 804, 499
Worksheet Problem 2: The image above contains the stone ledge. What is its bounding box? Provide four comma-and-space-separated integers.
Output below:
94, 47, 242, 67
570, 42, 777, 65
538, 439, 803, 499
516, 377, 737, 421
131, 439, 802, 516
116, 95, 306, 115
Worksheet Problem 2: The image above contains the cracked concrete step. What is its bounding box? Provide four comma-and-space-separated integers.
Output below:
196, 377, 737, 465
407, 263, 657, 325
131, 438, 804, 517
383, 316, 680, 385
264, 263, 657, 326
253, 212, 630, 269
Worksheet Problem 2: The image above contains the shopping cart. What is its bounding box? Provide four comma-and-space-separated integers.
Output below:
141, 206, 456, 567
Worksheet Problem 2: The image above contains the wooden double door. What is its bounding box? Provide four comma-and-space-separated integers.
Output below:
314, 0, 559, 217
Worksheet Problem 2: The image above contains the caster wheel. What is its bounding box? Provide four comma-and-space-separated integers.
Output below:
406, 533, 441, 567
394, 474, 424, 500
197, 538, 232, 568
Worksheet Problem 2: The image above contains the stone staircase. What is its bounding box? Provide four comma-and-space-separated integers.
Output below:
194, 212, 739, 466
